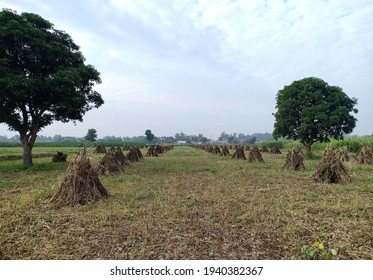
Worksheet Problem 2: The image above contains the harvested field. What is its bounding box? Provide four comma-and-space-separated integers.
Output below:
0, 146, 372, 260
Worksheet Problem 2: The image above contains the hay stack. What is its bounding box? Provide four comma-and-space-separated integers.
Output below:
135, 147, 144, 160
270, 146, 282, 154
231, 146, 246, 160
248, 146, 264, 162
283, 147, 305, 170
212, 145, 221, 155
334, 147, 349, 162
127, 147, 144, 162
163, 145, 174, 152
146, 145, 158, 157
52, 151, 67, 162
155, 145, 165, 154
355, 146, 373, 164
94, 145, 107, 154
52, 149, 109, 207
220, 145, 230, 156
115, 147, 130, 166
260, 146, 269, 153
312, 148, 351, 183
205, 145, 214, 153
97, 148, 123, 175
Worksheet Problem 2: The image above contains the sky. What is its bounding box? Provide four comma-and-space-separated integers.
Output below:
0, 0, 372, 139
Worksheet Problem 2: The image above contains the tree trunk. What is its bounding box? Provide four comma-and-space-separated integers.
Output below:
20, 134, 34, 165
305, 142, 312, 153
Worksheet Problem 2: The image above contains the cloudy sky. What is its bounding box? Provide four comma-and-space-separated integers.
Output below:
1, 0, 372, 139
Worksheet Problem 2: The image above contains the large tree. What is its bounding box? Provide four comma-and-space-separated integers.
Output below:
273, 77, 358, 152
0, 9, 104, 164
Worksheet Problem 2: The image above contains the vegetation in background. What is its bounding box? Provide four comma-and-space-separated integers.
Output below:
218, 132, 272, 144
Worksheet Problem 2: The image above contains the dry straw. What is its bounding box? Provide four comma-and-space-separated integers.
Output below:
270, 146, 282, 154
220, 145, 230, 156
283, 147, 305, 170
52, 148, 109, 207
52, 151, 67, 162
127, 147, 144, 162
94, 145, 107, 154
97, 147, 125, 175
312, 147, 351, 184
355, 145, 373, 164
146, 145, 158, 157
260, 146, 269, 153
248, 145, 264, 162
231, 146, 246, 160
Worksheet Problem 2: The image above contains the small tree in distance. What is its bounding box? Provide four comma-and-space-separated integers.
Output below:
85, 128, 98, 142
145, 129, 155, 142
273, 77, 358, 152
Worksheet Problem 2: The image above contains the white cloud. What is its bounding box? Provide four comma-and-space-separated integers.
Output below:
1, 0, 372, 138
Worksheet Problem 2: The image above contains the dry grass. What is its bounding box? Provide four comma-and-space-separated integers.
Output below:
0, 146, 372, 260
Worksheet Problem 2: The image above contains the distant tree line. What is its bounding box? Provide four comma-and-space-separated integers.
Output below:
0, 132, 211, 144
218, 132, 273, 144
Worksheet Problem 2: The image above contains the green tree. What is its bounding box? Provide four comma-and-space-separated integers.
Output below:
84, 128, 97, 142
145, 129, 154, 142
0, 10, 103, 164
248, 136, 257, 145
273, 77, 358, 152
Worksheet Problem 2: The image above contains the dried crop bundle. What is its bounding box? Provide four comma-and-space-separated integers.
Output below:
355, 146, 373, 164
127, 147, 144, 162
94, 145, 107, 154
270, 146, 282, 154
52, 148, 109, 207
146, 145, 158, 157
248, 146, 264, 162
312, 148, 351, 183
220, 145, 230, 156
231, 146, 246, 160
212, 145, 221, 155
260, 146, 269, 153
115, 147, 130, 166
155, 145, 165, 154
334, 147, 349, 162
52, 151, 67, 162
283, 147, 305, 170
97, 147, 125, 175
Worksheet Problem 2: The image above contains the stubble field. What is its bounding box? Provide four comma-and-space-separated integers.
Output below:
0, 146, 372, 260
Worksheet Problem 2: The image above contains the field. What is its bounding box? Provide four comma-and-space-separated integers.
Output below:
0, 145, 372, 260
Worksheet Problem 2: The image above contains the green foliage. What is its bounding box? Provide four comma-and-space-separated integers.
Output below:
219, 132, 272, 144
302, 241, 338, 260
260, 140, 284, 149
84, 128, 97, 142
262, 136, 373, 153
0, 9, 103, 164
273, 77, 358, 151
312, 137, 373, 152
145, 129, 155, 142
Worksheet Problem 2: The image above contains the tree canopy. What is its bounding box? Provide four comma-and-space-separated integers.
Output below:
84, 128, 98, 142
0, 9, 104, 164
273, 77, 358, 151
145, 129, 155, 142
